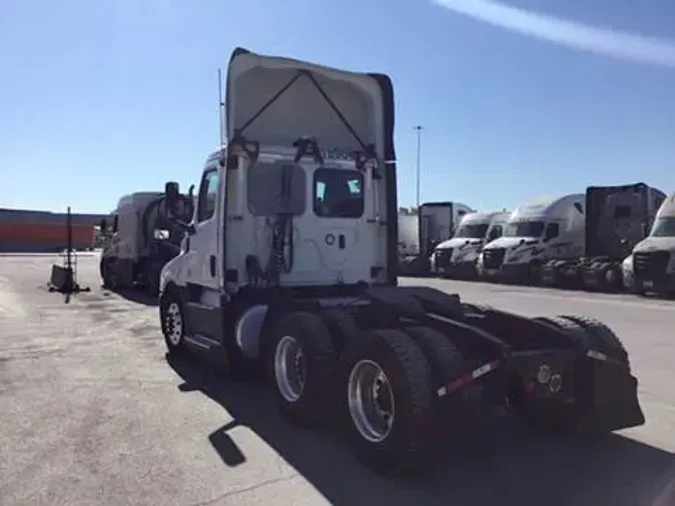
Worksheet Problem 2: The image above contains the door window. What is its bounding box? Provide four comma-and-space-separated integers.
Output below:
197, 169, 220, 222
544, 223, 560, 241
487, 225, 502, 241
314, 168, 364, 218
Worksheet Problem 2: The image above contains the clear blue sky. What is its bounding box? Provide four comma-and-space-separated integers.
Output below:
2, 0, 674, 214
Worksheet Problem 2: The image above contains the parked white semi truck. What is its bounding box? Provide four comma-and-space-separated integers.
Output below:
622, 192, 675, 295
478, 194, 585, 284
541, 183, 666, 292
399, 201, 474, 276
156, 47, 645, 477
431, 211, 509, 278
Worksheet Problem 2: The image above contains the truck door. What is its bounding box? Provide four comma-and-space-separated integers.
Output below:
187, 167, 221, 290
310, 166, 373, 283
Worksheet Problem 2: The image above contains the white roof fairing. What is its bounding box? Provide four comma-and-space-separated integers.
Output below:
225, 48, 388, 159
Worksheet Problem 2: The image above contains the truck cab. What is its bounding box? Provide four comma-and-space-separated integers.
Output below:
159, 47, 397, 358
624, 192, 675, 294
154, 48, 646, 477
477, 194, 585, 283
431, 211, 509, 278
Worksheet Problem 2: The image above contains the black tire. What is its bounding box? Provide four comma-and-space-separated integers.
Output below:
267, 311, 337, 428
462, 302, 493, 316
340, 328, 435, 476
403, 326, 467, 430
100, 258, 113, 288
160, 289, 186, 356
320, 308, 360, 354
558, 315, 629, 368
532, 315, 592, 348
404, 326, 464, 389
143, 263, 161, 297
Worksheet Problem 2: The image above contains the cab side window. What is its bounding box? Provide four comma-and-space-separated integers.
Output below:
487, 225, 502, 241
544, 223, 559, 241
197, 169, 219, 222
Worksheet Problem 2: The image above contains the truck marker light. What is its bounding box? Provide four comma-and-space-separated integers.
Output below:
586, 350, 608, 362
548, 374, 563, 394
537, 364, 552, 384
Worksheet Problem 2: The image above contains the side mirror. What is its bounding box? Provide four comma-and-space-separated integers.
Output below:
170, 216, 195, 236
165, 181, 180, 213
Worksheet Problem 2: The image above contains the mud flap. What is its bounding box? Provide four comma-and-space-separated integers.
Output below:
578, 358, 645, 433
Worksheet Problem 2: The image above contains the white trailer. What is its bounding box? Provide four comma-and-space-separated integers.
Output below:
397, 214, 419, 257
478, 194, 585, 284
431, 211, 509, 278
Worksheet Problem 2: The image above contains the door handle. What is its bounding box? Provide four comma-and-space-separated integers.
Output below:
338, 234, 345, 249
209, 255, 216, 277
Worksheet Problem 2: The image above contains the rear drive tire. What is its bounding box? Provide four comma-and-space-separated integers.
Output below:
340, 328, 435, 476
267, 311, 337, 428
101, 258, 114, 288
404, 326, 464, 391
559, 315, 629, 368
404, 326, 467, 428
320, 308, 360, 354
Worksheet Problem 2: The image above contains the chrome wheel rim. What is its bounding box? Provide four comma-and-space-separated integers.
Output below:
274, 335, 306, 402
347, 359, 395, 443
165, 302, 183, 345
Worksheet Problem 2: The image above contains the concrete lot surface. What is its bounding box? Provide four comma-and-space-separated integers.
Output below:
1, 255, 673, 506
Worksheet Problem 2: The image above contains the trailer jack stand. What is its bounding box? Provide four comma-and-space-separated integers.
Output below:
48, 264, 90, 303
47, 206, 91, 304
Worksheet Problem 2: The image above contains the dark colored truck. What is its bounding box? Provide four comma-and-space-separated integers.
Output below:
541, 183, 666, 292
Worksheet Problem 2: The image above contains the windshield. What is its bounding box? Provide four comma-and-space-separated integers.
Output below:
454, 223, 489, 238
650, 217, 675, 237
504, 221, 545, 238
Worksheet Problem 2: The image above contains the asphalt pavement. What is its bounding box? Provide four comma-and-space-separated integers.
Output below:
1, 255, 674, 506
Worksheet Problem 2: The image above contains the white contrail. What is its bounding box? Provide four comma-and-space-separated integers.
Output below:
432, 0, 675, 68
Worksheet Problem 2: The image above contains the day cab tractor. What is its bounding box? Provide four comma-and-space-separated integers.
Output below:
157, 47, 645, 476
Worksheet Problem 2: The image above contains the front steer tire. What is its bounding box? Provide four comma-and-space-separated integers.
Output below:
340, 328, 435, 477
160, 290, 186, 356
267, 311, 337, 428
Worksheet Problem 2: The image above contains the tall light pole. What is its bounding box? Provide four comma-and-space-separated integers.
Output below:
413, 125, 424, 211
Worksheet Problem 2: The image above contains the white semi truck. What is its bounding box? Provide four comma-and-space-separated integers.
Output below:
478, 194, 585, 284
541, 183, 666, 292
622, 192, 675, 295
399, 201, 474, 276
431, 211, 509, 278
156, 47, 645, 477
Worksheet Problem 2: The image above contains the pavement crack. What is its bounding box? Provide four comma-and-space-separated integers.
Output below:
186, 474, 300, 506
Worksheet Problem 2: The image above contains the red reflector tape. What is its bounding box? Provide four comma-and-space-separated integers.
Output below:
437, 360, 500, 397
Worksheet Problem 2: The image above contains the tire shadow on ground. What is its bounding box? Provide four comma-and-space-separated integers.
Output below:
166, 352, 675, 506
